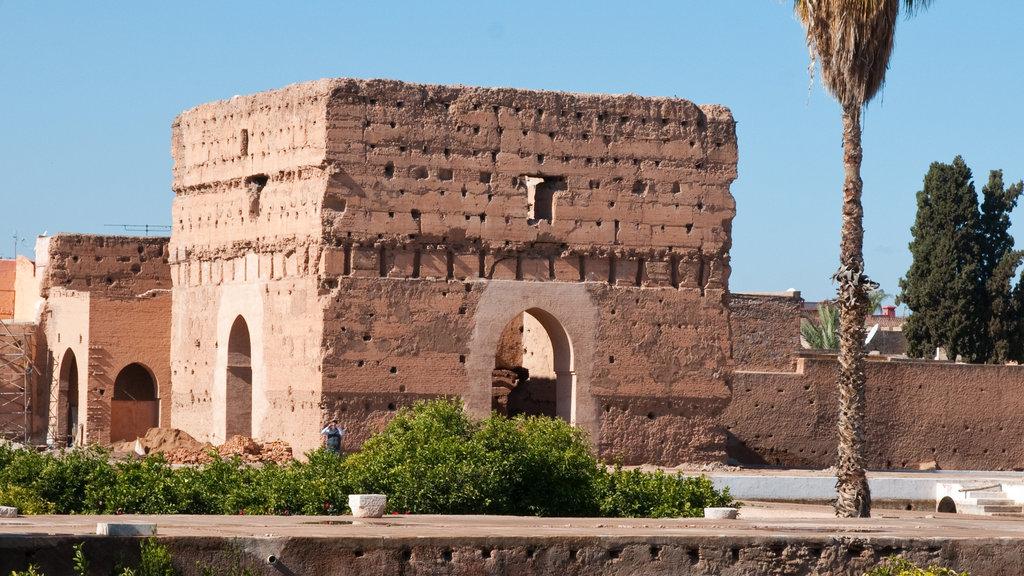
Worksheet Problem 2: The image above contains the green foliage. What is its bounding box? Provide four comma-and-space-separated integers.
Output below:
344, 398, 497, 514
0, 444, 112, 514
0, 400, 732, 519
8, 565, 43, 576
597, 465, 734, 518
867, 288, 890, 316
72, 542, 89, 576
801, 301, 840, 349
90, 454, 182, 514
137, 537, 178, 576
866, 555, 972, 576
900, 156, 1024, 363
343, 399, 728, 517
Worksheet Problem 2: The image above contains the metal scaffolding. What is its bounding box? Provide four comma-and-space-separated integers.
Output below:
0, 321, 34, 443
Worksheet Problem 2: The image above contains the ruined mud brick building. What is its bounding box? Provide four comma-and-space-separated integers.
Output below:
169, 78, 738, 462
37, 234, 172, 446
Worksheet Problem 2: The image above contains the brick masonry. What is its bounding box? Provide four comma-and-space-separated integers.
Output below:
168, 78, 738, 463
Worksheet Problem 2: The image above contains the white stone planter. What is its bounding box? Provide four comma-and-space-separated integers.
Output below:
704, 507, 738, 519
0, 506, 18, 518
348, 494, 387, 518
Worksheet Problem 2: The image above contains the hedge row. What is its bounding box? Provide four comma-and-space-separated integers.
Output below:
0, 399, 733, 517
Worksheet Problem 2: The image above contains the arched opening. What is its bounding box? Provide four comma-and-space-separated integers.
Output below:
226, 315, 253, 438
937, 496, 957, 514
110, 363, 158, 442
57, 349, 79, 447
492, 308, 575, 422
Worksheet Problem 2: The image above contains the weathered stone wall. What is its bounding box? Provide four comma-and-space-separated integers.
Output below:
725, 355, 1024, 469
169, 82, 333, 448
168, 278, 323, 448
37, 235, 173, 446
171, 78, 738, 462
40, 234, 170, 298
87, 294, 171, 444
2, 533, 1023, 576
728, 292, 801, 372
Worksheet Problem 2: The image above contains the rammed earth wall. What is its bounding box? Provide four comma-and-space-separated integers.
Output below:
169, 78, 738, 463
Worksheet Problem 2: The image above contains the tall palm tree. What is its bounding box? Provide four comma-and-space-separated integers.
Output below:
793, 0, 931, 518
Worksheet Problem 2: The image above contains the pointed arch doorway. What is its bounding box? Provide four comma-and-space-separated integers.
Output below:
226, 315, 253, 438
492, 308, 576, 422
57, 349, 79, 446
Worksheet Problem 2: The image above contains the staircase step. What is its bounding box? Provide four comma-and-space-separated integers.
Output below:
981, 505, 1024, 514
974, 499, 1016, 506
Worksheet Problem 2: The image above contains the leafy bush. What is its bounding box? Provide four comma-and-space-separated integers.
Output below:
136, 537, 178, 576
341, 399, 728, 517
866, 555, 973, 576
343, 398, 492, 514
598, 465, 734, 518
0, 399, 733, 518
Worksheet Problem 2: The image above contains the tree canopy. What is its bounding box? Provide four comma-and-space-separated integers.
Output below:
899, 157, 1024, 363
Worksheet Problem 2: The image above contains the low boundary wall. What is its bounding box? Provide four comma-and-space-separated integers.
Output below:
724, 354, 1024, 470
2, 533, 1023, 576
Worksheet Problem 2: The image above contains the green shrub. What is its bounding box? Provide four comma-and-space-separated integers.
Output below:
0, 399, 734, 519
597, 465, 734, 518
89, 454, 182, 514
282, 448, 351, 515
866, 556, 973, 576
137, 537, 178, 576
343, 398, 490, 514
0, 484, 55, 514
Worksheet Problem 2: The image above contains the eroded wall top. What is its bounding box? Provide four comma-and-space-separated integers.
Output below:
41, 234, 170, 298
322, 78, 737, 258
170, 78, 738, 274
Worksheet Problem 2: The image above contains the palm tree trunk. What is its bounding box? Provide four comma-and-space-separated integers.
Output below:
835, 103, 871, 518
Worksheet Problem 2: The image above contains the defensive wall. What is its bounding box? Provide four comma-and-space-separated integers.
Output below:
726, 293, 1024, 470
169, 78, 738, 463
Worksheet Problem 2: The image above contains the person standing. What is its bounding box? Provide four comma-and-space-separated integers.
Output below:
321, 420, 344, 455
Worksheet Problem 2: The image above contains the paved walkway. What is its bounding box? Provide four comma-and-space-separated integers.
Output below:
1, 500, 1022, 541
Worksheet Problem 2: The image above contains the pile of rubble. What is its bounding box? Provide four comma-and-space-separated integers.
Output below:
110, 428, 293, 465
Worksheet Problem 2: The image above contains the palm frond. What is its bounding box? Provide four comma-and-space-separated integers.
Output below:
793, 0, 930, 109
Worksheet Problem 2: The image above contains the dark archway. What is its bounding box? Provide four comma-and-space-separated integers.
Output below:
492, 308, 575, 422
57, 349, 79, 446
110, 363, 158, 442
937, 496, 957, 514
226, 315, 253, 438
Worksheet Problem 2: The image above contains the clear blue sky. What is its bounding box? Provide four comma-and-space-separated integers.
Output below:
2, 1, 1021, 303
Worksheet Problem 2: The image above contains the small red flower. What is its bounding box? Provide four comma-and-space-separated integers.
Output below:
238, 510, 244, 515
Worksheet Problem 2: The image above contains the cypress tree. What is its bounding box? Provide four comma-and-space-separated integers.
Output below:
979, 170, 1023, 363
900, 157, 1024, 363
899, 157, 987, 361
